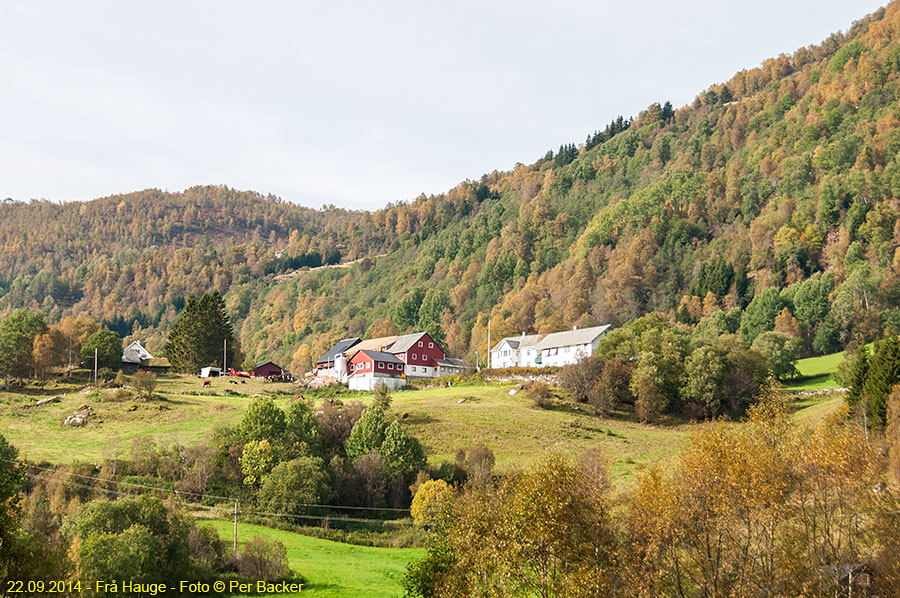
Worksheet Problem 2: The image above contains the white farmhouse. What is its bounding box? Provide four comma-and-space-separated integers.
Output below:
534, 325, 611, 368
490, 333, 543, 369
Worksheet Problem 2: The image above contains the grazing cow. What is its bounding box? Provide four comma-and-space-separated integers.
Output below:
202, 380, 211, 387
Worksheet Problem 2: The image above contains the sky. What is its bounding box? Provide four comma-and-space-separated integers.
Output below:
0, 1, 889, 211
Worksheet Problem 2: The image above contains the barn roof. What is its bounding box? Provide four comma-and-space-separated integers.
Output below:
255, 361, 281, 369
386, 332, 430, 354
316, 338, 362, 365
345, 335, 398, 357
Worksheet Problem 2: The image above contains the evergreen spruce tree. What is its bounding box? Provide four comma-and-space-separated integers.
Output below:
843, 344, 869, 408
163, 292, 237, 373
862, 338, 900, 427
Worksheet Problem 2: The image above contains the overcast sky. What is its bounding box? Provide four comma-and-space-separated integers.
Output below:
0, 1, 888, 211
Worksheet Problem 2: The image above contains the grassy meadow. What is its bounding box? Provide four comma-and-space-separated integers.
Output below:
203, 520, 422, 598
783, 350, 847, 390
1, 366, 847, 484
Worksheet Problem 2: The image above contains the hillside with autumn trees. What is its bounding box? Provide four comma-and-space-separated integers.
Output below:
4, 3, 900, 379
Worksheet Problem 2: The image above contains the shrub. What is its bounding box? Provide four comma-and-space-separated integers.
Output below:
527, 381, 553, 408
373, 382, 392, 411
457, 444, 494, 488
236, 536, 290, 582
113, 388, 134, 402
131, 371, 158, 400
558, 356, 604, 402
411, 479, 452, 525
589, 359, 634, 416
258, 456, 333, 512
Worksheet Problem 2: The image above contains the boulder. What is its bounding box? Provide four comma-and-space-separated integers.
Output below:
27, 396, 62, 408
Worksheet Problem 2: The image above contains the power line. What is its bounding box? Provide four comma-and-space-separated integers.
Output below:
25, 472, 413, 527
7, 458, 411, 514
192, 503, 413, 526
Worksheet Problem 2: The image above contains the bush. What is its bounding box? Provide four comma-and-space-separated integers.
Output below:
481, 366, 561, 379
236, 536, 290, 582
258, 456, 333, 512
131, 371, 158, 400
373, 382, 392, 411
411, 479, 452, 525
527, 381, 553, 408
589, 359, 634, 416
113, 388, 135, 402
558, 356, 604, 403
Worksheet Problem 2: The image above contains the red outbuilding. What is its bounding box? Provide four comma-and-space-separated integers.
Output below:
253, 361, 284, 378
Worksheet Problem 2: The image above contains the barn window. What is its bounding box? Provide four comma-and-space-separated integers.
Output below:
412, 353, 416, 360
418, 341, 423, 347
429, 342, 434, 348
388, 363, 393, 370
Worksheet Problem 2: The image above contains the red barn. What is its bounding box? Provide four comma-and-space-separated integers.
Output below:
254, 361, 283, 378
386, 332, 445, 378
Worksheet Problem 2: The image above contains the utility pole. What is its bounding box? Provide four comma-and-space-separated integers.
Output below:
223, 338, 227, 374
93, 348, 98, 386
233, 500, 238, 560
487, 318, 491, 370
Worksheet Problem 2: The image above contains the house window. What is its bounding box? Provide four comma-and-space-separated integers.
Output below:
411, 366, 416, 372
388, 363, 393, 370
412, 353, 416, 360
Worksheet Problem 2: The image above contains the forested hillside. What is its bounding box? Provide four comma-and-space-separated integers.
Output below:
3, 3, 900, 373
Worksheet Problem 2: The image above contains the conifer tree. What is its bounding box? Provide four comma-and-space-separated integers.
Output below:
163, 292, 238, 372
862, 338, 900, 426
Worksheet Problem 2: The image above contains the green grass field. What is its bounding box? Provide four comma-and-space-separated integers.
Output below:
783, 350, 847, 390
1, 372, 847, 486
203, 520, 422, 598
0, 375, 686, 483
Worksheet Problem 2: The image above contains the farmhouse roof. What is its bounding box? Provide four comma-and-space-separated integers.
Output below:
316, 337, 362, 365
122, 340, 153, 364
490, 333, 543, 353
534, 325, 611, 351
356, 349, 406, 365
